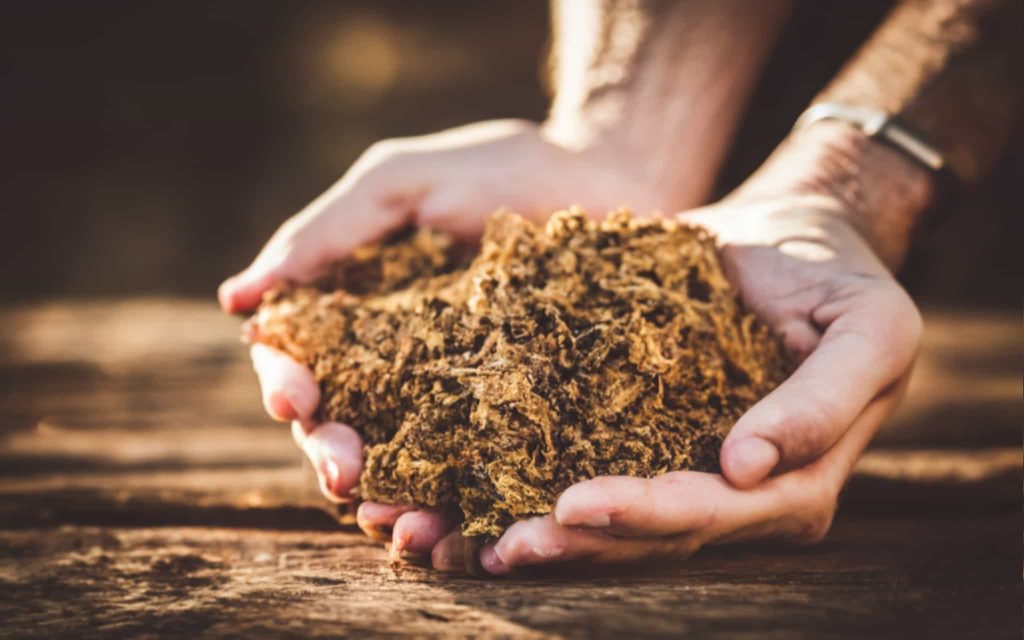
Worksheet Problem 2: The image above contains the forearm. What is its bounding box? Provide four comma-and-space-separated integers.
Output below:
736, 122, 934, 269
544, 0, 792, 210
749, 0, 1021, 269
817, 0, 1022, 185
740, 0, 1021, 269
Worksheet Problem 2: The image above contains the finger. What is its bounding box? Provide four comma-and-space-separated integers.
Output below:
482, 517, 595, 575
773, 317, 821, 361
392, 510, 457, 557
709, 381, 911, 546
553, 373, 913, 546
482, 516, 698, 575
356, 502, 414, 542
554, 472, 784, 538
718, 377, 912, 546
293, 421, 364, 502
218, 187, 410, 314
250, 344, 319, 422
416, 187, 488, 240
218, 271, 278, 315
486, 516, 614, 573
431, 530, 480, 574
552, 471, 793, 542
218, 215, 333, 314
721, 284, 921, 488
814, 370, 912, 486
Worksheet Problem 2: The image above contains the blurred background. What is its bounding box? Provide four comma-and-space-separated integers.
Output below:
0, 6, 1019, 627
1, 0, 1020, 307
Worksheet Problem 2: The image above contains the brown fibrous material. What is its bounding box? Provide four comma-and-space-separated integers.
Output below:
245, 209, 790, 537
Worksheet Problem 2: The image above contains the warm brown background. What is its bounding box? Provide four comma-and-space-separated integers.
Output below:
2, 0, 1021, 307
1, 3, 1020, 636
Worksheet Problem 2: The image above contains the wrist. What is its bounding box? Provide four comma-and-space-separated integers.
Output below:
737, 121, 935, 269
541, 110, 704, 205
540, 116, 710, 214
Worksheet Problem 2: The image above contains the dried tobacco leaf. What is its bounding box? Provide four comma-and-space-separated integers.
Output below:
246, 209, 791, 537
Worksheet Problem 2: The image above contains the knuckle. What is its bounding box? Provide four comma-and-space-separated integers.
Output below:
796, 402, 836, 443
501, 536, 530, 565
654, 473, 716, 529
361, 138, 413, 171
765, 401, 837, 462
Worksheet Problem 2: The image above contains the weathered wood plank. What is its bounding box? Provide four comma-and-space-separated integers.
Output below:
0, 509, 1018, 638
0, 299, 1020, 638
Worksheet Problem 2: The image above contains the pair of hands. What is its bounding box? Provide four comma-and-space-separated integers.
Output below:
219, 119, 921, 574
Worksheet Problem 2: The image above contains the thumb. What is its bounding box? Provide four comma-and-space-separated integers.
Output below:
721, 284, 921, 488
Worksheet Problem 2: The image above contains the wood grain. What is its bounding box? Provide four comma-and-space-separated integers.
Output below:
0, 299, 1019, 638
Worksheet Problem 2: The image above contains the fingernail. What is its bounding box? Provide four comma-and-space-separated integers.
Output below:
284, 387, 315, 419
530, 543, 563, 559
324, 458, 341, 490
579, 512, 611, 528
480, 543, 509, 575
317, 435, 361, 500
265, 389, 297, 421
728, 436, 779, 482
393, 530, 410, 555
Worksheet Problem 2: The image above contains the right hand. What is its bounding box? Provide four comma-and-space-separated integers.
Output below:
218, 118, 692, 564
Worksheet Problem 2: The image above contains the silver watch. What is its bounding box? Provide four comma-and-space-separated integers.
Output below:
793, 103, 946, 173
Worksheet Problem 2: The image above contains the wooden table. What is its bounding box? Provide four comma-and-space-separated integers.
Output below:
0, 299, 1019, 638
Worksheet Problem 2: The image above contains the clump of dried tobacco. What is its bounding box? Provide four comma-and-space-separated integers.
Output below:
246, 209, 790, 537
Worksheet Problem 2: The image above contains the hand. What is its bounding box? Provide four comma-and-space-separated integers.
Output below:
476, 193, 920, 573
471, 123, 933, 575
219, 119, 676, 314
218, 119, 692, 558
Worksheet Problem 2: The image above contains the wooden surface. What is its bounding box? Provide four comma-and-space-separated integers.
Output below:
0, 299, 1020, 638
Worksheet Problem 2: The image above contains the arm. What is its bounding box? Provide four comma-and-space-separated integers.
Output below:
480, 0, 1024, 574
219, 0, 792, 314
744, 0, 1022, 268
220, 0, 794, 569
816, 0, 1022, 186
545, 0, 792, 211
713, 0, 1023, 498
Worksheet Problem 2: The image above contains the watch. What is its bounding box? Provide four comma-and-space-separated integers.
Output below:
793, 103, 946, 174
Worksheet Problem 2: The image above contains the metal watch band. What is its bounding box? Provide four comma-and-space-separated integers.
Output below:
793, 103, 946, 174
